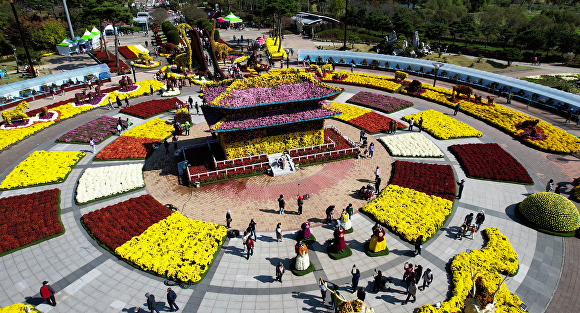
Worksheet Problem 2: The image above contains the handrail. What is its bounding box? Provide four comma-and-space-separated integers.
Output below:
188, 161, 269, 180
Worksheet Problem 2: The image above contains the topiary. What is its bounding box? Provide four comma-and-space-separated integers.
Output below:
519, 192, 580, 233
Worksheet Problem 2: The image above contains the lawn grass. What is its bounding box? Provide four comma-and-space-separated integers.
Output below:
421, 55, 533, 72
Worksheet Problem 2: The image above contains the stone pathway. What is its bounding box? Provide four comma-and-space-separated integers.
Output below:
1, 53, 579, 313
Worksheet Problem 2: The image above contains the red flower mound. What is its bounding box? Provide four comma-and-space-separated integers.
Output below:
0, 189, 62, 255
348, 112, 406, 134
390, 160, 456, 201
82, 195, 172, 250
120, 97, 184, 118
118, 46, 137, 59
95, 136, 159, 160
448, 143, 533, 184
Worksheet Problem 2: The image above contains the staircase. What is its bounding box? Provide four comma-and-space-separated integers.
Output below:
268, 153, 296, 176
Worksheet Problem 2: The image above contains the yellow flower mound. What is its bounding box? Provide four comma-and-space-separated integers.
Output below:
0, 150, 85, 189
362, 185, 453, 242
108, 80, 164, 101
115, 212, 227, 283
402, 109, 482, 140
0, 122, 56, 151
418, 228, 521, 313
223, 128, 324, 159
327, 102, 370, 121
0, 303, 40, 312
321, 72, 403, 92
51, 103, 93, 119
266, 37, 288, 59
410, 84, 580, 153
122, 118, 174, 141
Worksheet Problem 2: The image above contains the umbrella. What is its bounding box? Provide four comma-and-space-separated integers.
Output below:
217, 17, 226, 22
224, 12, 242, 23
256, 37, 265, 44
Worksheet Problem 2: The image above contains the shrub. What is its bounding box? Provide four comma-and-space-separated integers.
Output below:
166, 30, 180, 45
519, 192, 580, 232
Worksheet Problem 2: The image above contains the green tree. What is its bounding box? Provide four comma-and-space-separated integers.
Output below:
266, 0, 299, 52
41, 18, 67, 48
503, 47, 522, 66
392, 7, 413, 34
151, 8, 169, 26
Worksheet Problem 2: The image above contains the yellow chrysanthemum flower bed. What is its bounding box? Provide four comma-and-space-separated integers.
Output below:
418, 228, 521, 313
0, 150, 85, 189
108, 80, 164, 101
402, 109, 482, 140
115, 212, 227, 283
362, 185, 453, 242
0, 303, 41, 313
0, 122, 56, 151
320, 72, 403, 92
266, 38, 288, 59
223, 128, 324, 159
409, 84, 580, 154
51, 102, 93, 119
327, 102, 370, 121
133, 60, 160, 68
122, 118, 174, 141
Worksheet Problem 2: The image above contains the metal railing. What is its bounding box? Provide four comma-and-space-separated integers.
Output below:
188, 162, 269, 181
213, 153, 268, 169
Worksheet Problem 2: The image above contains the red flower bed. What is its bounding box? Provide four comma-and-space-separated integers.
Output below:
95, 136, 159, 160
82, 195, 172, 250
448, 143, 533, 184
347, 91, 413, 113
95, 51, 129, 72
390, 160, 456, 201
348, 112, 406, 134
118, 46, 137, 59
120, 97, 183, 119
0, 189, 63, 255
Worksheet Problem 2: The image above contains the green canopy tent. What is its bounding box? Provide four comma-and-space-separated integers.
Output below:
56, 39, 74, 56
224, 12, 243, 23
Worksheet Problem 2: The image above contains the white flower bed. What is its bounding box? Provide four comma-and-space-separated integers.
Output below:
161, 85, 181, 97
76, 164, 145, 204
379, 132, 443, 158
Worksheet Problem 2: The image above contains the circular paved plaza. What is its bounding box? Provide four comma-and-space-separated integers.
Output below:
0, 37, 579, 313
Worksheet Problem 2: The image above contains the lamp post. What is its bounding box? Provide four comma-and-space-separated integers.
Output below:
432, 62, 444, 87
12, 46, 18, 74
130, 61, 136, 82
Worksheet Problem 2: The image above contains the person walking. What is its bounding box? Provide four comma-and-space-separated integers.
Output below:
414, 265, 423, 284
357, 287, 366, 301
124, 96, 129, 108
195, 101, 200, 114
456, 179, 465, 199
89, 138, 96, 154
402, 279, 417, 304
184, 121, 190, 136
359, 130, 365, 142
375, 166, 380, 180
375, 176, 382, 195
40, 281, 56, 306
278, 194, 285, 214
351, 63, 355, 73
372, 269, 383, 292
145, 293, 160, 313
319, 278, 328, 303
403, 262, 414, 293
325, 205, 335, 223
464, 213, 474, 226
164, 139, 170, 155
172, 135, 178, 150
421, 268, 433, 290
507, 92, 513, 104
107, 97, 114, 110
150, 84, 154, 96
117, 123, 123, 135
453, 103, 460, 116
475, 210, 485, 231
116, 96, 122, 108
226, 210, 232, 228
275, 262, 285, 282
188, 96, 193, 109
248, 219, 257, 240
414, 235, 423, 256
546, 179, 554, 192
245, 237, 254, 259
351, 265, 361, 293
276, 223, 282, 242
297, 196, 303, 215
166, 288, 179, 312
418, 117, 423, 132
368, 142, 375, 159
388, 120, 395, 134
346, 203, 354, 218
409, 118, 414, 131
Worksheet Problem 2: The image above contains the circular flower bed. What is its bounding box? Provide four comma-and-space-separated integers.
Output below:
519, 192, 580, 234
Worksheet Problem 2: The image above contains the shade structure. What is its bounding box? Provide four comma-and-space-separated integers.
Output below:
224, 12, 242, 23
81, 29, 94, 40
217, 17, 226, 22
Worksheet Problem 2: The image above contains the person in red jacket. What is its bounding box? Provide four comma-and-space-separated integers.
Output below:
246, 237, 254, 260
40, 281, 56, 306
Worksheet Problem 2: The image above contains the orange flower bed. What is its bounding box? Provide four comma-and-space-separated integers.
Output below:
95, 136, 159, 160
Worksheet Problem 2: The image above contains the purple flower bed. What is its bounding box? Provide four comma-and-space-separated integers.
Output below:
215, 82, 337, 108
346, 91, 413, 113
213, 105, 340, 131
203, 85, 228, 103
56, 116, 127, 144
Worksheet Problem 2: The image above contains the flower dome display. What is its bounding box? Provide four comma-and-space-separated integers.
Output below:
519, 192, 580, 233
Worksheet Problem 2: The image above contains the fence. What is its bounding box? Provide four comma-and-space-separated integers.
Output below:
188, 162, 269, 181
213, 154, 268, 169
